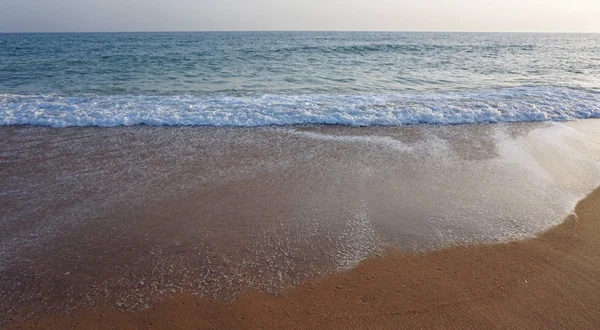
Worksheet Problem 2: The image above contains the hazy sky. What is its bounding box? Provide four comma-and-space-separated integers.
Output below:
1, 0, 599, 33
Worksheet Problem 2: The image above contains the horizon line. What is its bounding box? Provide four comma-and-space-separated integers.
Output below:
1, 29, 599, 34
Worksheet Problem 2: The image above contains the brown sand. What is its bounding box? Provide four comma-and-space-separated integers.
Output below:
13, 187, 600, 329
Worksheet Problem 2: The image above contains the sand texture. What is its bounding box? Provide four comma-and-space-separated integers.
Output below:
13, 187, 600, 329
2, 121, 600, 329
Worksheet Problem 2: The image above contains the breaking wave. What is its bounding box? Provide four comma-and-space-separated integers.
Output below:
1, 87, 599, 127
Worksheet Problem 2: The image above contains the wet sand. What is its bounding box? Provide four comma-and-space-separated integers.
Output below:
2, 120, 600, 328
14, 186, 600, 329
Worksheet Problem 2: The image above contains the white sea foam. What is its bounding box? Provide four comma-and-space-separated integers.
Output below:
283, 129, 413, 151
1, 87, 599, 127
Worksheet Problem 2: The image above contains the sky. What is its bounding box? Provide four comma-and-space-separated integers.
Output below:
1, 0, 599, 33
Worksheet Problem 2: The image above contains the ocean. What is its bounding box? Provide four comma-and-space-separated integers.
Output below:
2, 32, 600, 320
1, 32, 599, 126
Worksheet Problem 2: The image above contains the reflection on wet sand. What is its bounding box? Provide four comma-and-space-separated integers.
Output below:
1, 120, 600, 322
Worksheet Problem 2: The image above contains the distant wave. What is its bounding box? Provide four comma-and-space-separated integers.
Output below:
261, 43, 538, 55
1, 87, 599, 127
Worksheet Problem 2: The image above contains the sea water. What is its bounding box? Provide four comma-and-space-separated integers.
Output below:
2, 32, 600, 317
1, 32, 599, 127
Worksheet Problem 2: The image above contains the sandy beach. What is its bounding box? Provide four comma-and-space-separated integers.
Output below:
2, 28, 600, 330
13, 186, 600, 329
2, 120, 600, 329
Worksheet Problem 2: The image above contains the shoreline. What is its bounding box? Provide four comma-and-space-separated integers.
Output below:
3, 30, 600, 330
13, 186, 600, 329
2, 120, 600, 328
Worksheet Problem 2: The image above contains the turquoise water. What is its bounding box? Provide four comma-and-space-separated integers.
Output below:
1, 32, 599, 126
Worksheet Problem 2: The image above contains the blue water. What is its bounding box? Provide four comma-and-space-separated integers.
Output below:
1, 32, 599, 127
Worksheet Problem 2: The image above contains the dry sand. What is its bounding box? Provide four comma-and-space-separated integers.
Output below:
14, 186, 600, 329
